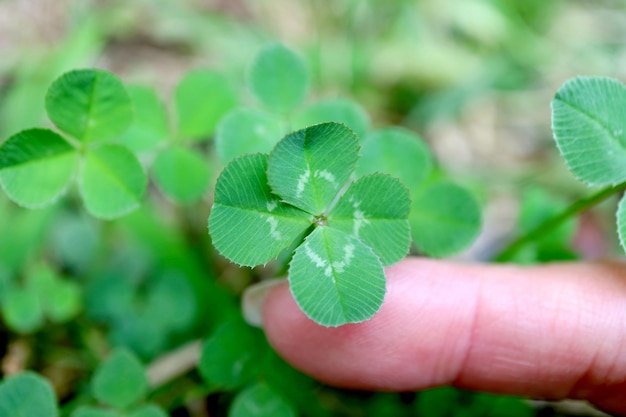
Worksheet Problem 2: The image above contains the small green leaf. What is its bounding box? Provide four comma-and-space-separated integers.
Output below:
293, 98, 370, 138
2, 286, 44, 333
28, 264, 81, 323
410, 181, 481, 257
289, 227, 385, 327
209, 154, 311, 266
116, 85, 168, 152
50, 212, 99, 271
80, 144, 146, 219
552, 76, 626, 186
215, 108, 286, 163
329, 174, 410, 265
199, 321, 266, 388
229, 383, 295, 417
0, 129, 77, 208
0, 372, 58, 417
109, 317, 165, 360
267, 122, 359, 214
248, 44, 309, 113
152, 146, 210, 204
92, 348, 148, 409
47, 280, 82, 322
144, 271, 196, 331
175, 69, 237, 140
128, 404, 168, 417
71, 406, 122, 417
357, 127, 432, 190
45, 69, 132, 142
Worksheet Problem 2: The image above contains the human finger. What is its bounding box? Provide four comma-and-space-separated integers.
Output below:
262, 258, 626, 415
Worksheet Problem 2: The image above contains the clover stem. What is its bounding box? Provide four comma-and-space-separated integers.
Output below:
494, 181, 626, 262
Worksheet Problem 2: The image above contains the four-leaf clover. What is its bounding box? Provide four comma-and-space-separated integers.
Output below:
209, 122, 410, 326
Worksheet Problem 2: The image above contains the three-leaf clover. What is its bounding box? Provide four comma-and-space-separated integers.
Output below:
0, 69, 146, 219
209, 122, 411, 326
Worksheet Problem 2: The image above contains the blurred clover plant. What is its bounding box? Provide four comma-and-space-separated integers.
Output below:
0, 69, 145, 219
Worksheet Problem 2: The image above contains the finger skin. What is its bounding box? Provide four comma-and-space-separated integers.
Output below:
262, 258, 626, 415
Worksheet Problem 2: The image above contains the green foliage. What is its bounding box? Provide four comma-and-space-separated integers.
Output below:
414, 388, 533, 417
210, 122, 411, 326
72, 407, 122, 417
80, 145, 147, 219
229, 383, 296, 417
71, 403, 168, 417
0, 201, 55, 274
199, 320, 266, 388
0, 129, 77, 208
92, 348, 148, 409
290, 226, 386, 325
86, 268, 198, 359
46, 69, 132, 142
175, 69, 237, 140
354, 127, 481, 258
1, 264, 81, 333
50, 211, 100, 272
410, 181, 482, 257
128, 404, 169, 417
267, 123, 359, 214
293, 98, 370, 138
0, 8, 571, 415
119, 72, 218, 205
0, 372, 58, 417
328, 174, 411, 265
215, 108, 286, 163
116, 85, 169, 152
209, 153, 311, 267
248, 43, 309, 113
357, 127, 433, 191
509, 188, 578, 263
0, 69, 147, 219
29, 263, 81, 323
2, 286, 44, 333
552, 76, 626, 253
152, 146, 210, 204
552, 76, 626, 186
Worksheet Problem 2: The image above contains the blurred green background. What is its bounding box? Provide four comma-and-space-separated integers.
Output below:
0, 0, 624, 416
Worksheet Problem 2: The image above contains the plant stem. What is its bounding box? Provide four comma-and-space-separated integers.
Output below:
494, 182, 626, 262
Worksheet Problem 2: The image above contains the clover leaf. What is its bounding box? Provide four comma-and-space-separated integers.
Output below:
0, 372, 58, 417
209, 122, 410, 326
229, 383, 296, 417
551, 76, 626, 253
46, 69, 133, 142
0, 128, 78, 208
248, 43, 309, 113
552, 76, 626, 187
175, 69, 237, 140
92, 348, 148, 409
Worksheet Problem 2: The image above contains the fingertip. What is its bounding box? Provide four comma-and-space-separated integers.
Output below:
262, 258, 480, 390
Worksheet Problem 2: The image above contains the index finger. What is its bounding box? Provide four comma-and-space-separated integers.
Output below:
262, 259, 626, 415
